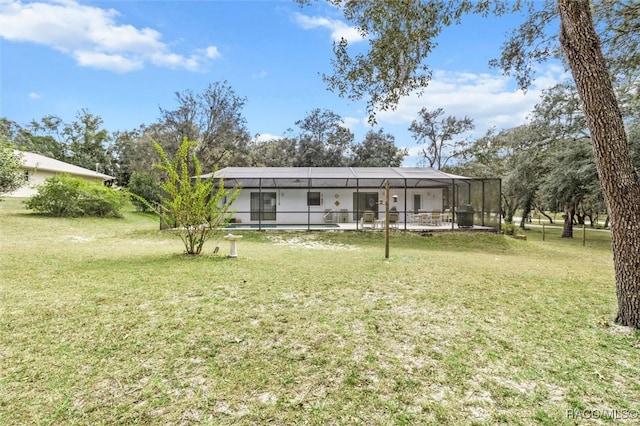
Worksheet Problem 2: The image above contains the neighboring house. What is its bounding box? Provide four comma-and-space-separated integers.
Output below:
6, 150, 115, 198
204, 167, 501, 230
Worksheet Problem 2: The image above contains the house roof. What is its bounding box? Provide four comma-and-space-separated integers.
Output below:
204, 167, 472, 188
15, 150, 115, 180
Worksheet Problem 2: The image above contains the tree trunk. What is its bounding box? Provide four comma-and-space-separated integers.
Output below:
501, 195, 516, 223
561, 205, 574, 238
520, 197, 533, 229
558, 0, 640, 327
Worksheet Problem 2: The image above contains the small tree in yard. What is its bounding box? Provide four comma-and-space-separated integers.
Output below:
153, 137, 239, 256
0, 144, 24, 198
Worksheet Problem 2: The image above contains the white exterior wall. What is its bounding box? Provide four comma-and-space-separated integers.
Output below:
229, 187, 444, 224
7, 169, 110, 198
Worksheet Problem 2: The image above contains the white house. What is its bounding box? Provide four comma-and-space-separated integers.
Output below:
5, 150, 115, 197
204, 167, 501, 231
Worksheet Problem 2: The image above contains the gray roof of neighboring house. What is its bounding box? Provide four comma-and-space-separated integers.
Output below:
15, 150, 115, 180
202, 167, 475, 188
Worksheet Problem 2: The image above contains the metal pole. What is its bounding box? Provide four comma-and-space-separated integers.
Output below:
385, 180, 390, 259
403, 178, 408, 231
583, 224, 586, 246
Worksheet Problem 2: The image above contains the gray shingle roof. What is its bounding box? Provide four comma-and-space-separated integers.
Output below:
202, 167, 471, 188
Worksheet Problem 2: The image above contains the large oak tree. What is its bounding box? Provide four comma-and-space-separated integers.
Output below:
298, 0, 640, 328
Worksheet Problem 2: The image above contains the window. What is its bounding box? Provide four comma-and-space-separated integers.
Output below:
23, 171, 29, 182
307, 192, 321, 206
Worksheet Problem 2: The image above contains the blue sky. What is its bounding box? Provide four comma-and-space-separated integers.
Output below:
1, 0, 566, 165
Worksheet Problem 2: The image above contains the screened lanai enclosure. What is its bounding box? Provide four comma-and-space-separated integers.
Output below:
205, 167, 501, 231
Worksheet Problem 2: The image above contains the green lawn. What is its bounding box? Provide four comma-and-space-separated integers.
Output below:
1, 198, 639, 425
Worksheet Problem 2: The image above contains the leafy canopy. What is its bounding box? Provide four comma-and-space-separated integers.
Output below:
0, 143, 24, 197
25, 174, 125, 217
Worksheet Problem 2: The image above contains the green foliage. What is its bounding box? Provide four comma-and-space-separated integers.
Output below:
152, 137, 239, 255
25, 174, 125, 217
158, 82, 252, 171
293, 108, 354, 166
350, 128, 407, 166
128, 170, 161, 212
0, 142, 25, 196
501, 221, 519, 236
409, 107, 474, 169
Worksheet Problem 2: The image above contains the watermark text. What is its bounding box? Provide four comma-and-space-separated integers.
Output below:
566, 408, 639, 420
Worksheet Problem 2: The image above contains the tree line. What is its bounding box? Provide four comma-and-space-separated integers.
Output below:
0, 81, 408, 187
2, 74, 639, 240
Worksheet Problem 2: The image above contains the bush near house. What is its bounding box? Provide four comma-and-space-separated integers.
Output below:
128, 170, 161, 212
25, 174, 126, 217
0, 144, 24, 198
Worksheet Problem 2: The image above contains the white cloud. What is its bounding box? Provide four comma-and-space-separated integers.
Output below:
254, 133, 283, 143
0, 0, 220, 72
74, 50, 143, 72
375, 67, 566, 137
293, 12, 364, 44
341, 116, 362, 131
252, 70, 268, 80
28, 92, 41, 99
205, 45, 221, 59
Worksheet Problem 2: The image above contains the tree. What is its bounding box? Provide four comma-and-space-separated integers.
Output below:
451, 125, 550, 226
409, 107, 474, 169
299, 0, 640, 327
540, 138, 600, 237
128, 170, 161, 212
350, 129, 407, 166
1, 118, 63, 160
152, 137, 239, 256
249, 136, 297, 167
556, 1, 640, 326
26, 115, 68, 161
527, 83, 592, 235
62, 109, 113, 173
0, 142, 24, 197
294, 108, 354, 166
158, 82, 252, 171
23, 111, 113, 173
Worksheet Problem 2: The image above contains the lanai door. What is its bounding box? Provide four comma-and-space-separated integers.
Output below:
353, 192, 379, 220
250, 192, 276, 221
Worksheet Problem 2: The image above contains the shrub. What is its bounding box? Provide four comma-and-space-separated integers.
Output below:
25, 174, 126, 217
128, 171, 161, 212
501, 221, 519, 236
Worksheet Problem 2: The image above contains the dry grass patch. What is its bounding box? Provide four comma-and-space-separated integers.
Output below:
1, 198, 639, 425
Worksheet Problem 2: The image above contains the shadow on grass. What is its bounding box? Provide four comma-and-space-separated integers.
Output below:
312, 230, 518, 255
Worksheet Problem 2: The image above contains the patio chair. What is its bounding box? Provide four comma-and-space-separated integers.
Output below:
388, 211, 400, 229
443, 209, 452, 223
323, 209, 335, 223
360, 210, 376, 229
430, 209, 442, 226
418, 209, 431, 225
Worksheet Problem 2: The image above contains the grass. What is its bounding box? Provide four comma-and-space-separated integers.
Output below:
1, 198, 639, 425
